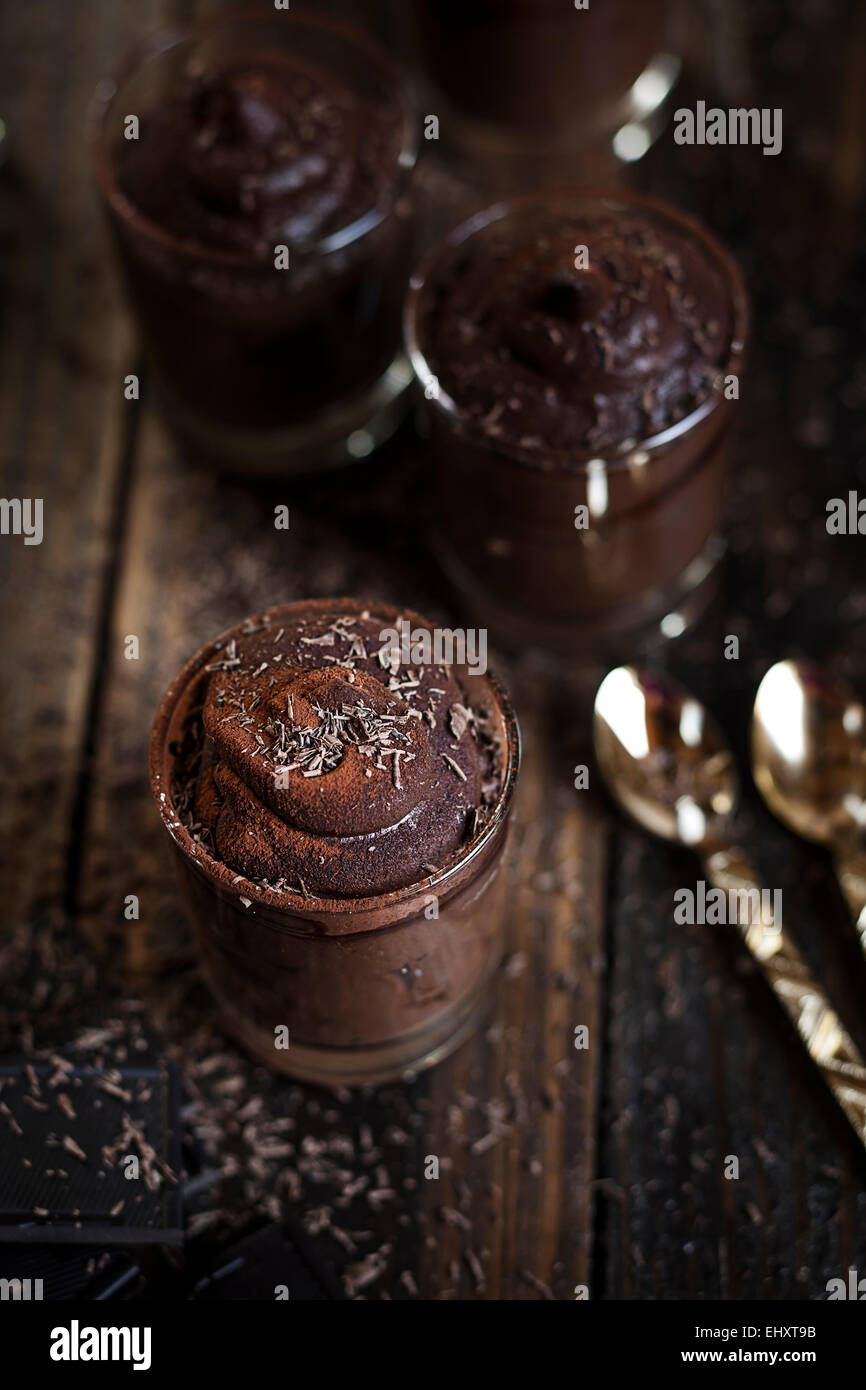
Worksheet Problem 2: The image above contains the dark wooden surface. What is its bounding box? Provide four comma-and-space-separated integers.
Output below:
1, 0, 866, 1299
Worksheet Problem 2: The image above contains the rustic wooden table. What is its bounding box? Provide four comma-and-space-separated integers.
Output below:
2, 0, 866, 1299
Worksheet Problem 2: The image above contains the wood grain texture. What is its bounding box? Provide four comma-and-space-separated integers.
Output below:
1, 0, 866, 1299
0, 0, 185, 920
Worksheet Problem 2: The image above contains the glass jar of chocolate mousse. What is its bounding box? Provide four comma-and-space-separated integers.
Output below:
396, 0, 679, 189
91, 9, 418, 475
405, 191, 750, 661
150, 600, 519, 1085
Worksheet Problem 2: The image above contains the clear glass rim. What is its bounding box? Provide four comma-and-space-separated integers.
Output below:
89, 4, 419, 268
404, 187, 751, 475
149, 598, 521, 921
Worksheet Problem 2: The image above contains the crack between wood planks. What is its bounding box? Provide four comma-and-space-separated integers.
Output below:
587, 822, 620, 1301
63, 369, 142, 920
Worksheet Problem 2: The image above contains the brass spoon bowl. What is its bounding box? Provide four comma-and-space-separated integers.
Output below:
593, 665, 737, 851
594, 665, 866, 1152
751, 660, 866, 945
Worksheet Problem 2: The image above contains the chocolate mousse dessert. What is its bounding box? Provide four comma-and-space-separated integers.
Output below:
190, 610, 497, 898
150, 600, 519, 1085
400, 0, 675, 186
117, 57, 399, 260
406, 191, 749, 655
420, 203, 731, 453
93, 10, 417, 472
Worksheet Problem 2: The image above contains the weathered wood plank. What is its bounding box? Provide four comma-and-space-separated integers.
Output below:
73, 384, 607, 1295
0, 0, 183, 923
601, 0, 866, 1298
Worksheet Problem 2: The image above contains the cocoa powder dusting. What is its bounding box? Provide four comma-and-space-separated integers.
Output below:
171, 602, 503, 897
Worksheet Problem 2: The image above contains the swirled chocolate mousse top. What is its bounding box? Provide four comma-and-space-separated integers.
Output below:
179, 603, 502, 898
116, 53, 404, 253
420, 204, 734, 459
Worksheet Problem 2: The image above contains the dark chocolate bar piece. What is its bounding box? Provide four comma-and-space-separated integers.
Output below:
190, 1222, 346, 1301
0, 1059, 182, 1245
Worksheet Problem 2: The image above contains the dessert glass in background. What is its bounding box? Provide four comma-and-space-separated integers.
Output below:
396, 0, 680, 191
405, 190, 750, 662
150, 599, 520, 1086
91, 8, 418, 475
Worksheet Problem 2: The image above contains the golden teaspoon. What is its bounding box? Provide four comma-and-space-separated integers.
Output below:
751, 660, 866, 950
593, 665, 866, 1153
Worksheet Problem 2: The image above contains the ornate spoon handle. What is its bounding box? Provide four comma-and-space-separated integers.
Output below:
834, 845, 866, 955
704, 846, 866, 1151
